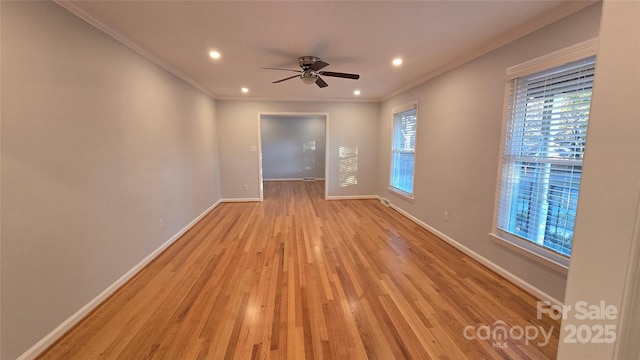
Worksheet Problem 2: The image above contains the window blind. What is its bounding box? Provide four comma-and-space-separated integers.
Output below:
497, 56, 596, 257
390, 105, 417, 196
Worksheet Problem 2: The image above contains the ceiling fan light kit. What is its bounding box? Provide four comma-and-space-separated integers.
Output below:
301, 71, 318, 85
263, 56, 360, 88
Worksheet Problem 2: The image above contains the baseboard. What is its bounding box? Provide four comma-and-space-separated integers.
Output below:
16, 199, 224, 360
326, 195, 380, 200
263, 178, 325, 182
264, 178, 304, 181
222, 198, 261, 203
387, 203, 563, 307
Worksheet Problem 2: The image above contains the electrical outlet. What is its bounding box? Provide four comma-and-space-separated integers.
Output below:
159, 218, 164, 229
243, 185, 249, 191
443, 211, 449, 221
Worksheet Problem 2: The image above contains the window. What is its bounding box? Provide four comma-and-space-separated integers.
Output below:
390, 103, 417, 198
495, 50, 596, 262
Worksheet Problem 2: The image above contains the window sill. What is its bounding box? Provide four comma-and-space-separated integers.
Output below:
388, 186, 414, 201
489, 232, 569, 274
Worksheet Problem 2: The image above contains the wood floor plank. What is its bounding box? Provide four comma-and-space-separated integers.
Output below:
38, 181, 560, 359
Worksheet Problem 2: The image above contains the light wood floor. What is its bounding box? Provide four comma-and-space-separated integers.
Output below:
39, 181, 559, 359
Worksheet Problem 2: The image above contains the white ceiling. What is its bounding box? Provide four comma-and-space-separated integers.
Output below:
61, 0, 593, 102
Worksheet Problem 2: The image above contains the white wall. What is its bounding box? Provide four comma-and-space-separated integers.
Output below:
377, 3, 602, 302
0, 2, 220, 359
261, 115, 326, 180
217, 100, 379, 199
557, 0, 640, 358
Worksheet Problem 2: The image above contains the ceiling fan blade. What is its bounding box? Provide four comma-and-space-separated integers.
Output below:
315, 76, 328, 88
262, 67, 302, 73
309, 61, 329, 71
273, 74, 300, 83
318, 71, 360, 80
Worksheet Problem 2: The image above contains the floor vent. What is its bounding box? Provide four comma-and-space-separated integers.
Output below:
381, 198, 391, 207
303, 177, 316, 182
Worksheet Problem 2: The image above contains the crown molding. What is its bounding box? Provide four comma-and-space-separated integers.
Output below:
53, 0, 217, 100
381, 0, 599, 102
216, 96, 380, 103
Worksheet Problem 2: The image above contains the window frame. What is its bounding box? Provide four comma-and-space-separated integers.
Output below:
491, 39, 599, 271
389, 101, 419, 200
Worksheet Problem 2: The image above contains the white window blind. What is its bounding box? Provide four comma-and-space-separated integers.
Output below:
390, 104, 417, 197
496, 55, 596, 257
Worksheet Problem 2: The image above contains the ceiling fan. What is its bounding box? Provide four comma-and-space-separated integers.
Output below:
263, 56, 360, 88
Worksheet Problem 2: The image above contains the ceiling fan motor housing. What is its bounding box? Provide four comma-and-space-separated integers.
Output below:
298, 56, 321, 69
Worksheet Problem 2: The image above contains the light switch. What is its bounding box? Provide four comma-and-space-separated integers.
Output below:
250, 145, 257, 152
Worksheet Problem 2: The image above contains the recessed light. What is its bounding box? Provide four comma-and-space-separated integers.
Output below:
209, 50, 221, 59
392, 58, 403, 66
354, 90, 361, 96
241, 87, 249, 93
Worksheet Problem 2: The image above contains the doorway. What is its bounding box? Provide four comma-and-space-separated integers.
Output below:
258, 113, 329, 201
